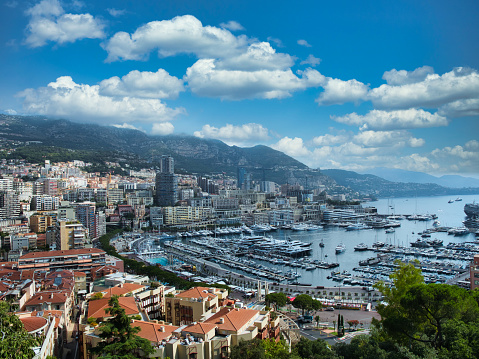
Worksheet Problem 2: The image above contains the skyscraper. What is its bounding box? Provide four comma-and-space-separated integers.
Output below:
156, 156, 178, 207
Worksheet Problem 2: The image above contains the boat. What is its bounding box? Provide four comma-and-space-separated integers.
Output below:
354, 242, 368, 251
455, 197, 462, 201
335, 243, 346, 254
448, 199, 454, 203
385, 228, 395, 233
319, 239, 325, 248
465, 203, 479, 218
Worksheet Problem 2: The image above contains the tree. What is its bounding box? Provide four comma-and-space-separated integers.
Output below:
265, 292, 287, 311
293, 337, 338, 359
89, 296, 155, 358
314, 315, 320, 328
0, 301, 41, 359
292, 294, 314, 315
228, 338, 290, 359
347, 320, 359, 331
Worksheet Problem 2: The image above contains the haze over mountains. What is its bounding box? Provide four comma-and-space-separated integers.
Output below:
360, 168, 479, 188
1, 114, 478, 197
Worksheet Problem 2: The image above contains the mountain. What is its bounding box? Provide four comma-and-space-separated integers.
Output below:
322, 169, 479, 197
0, 114, 332, 187
361, 167, 479, 188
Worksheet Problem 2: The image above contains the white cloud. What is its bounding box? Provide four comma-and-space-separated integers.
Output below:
186, 59, 324, 100
25, 0, 105, 47
220, 20, 245, 31
103, 15, 248, 62
382, 66, 434, 86
3, 109, 17, 115
438, 98, 479, 117
99, 69, 184, 99
297, 39, 311, 47
300, 54, 321, 67
312, 134, 348, 146
152, 122, 174, 135
194, 123, 269, 146
111, 123, 143, 131
352, 130, 424, 148
107, 8, 126, 17
5, 1, 18, 8
316, 78, 369, 105
333, 109, 448, 130
271, 137, 311, 157
18, 76, 185, 124
369, 67, 479, 109
216, 42, 295, 71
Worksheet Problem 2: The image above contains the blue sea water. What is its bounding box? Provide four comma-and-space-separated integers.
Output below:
242, 194, 479, 287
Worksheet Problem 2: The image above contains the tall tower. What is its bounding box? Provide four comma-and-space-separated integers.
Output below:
156, 156, 178, 207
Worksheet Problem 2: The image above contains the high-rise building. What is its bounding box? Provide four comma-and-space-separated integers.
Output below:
156, 156, 177, 207
160, 155, 175, 174
76, 202, 97, 239
0, 191, 20, 219
237, 167, 252, 190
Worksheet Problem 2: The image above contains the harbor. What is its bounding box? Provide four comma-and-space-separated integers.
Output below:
112, 194, 479, 291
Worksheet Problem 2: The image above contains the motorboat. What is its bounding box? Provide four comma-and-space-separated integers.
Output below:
354, 242, 368, 251
335, 243, 346, 254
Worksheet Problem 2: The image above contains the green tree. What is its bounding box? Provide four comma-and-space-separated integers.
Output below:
228, 338, 291, 359
0, 301, 41, 358
89, 296, 154, 358
265, 292, 288, 311
292, 294, 314, 315
293, 337, 338, 359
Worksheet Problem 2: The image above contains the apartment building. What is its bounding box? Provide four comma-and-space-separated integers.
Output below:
55, 220, 90, 250
162, 206, 213, 226
18, 248, 106, 278
470, 254, 479, 290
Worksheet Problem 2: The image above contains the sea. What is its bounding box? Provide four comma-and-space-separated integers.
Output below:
154, 194, 479, 287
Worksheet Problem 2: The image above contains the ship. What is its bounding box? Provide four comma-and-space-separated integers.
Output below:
465, 202, 479, 218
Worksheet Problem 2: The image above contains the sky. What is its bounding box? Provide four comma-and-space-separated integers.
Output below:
1, 0, 478, 178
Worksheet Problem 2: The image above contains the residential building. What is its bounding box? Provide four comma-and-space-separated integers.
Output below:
55, 219, 89, 250
76, 202, 97, 239
18, 248, 106, 278
29, 213, 56, 233
471, 254, 479, 290
0, 190, 20, 219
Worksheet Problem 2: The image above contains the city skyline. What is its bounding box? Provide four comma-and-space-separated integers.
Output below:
1, 0, 478, 178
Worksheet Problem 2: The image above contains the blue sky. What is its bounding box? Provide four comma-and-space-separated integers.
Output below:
1, 0, 478, 178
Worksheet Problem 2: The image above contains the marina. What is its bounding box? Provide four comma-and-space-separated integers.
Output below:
113, 194, 479, 289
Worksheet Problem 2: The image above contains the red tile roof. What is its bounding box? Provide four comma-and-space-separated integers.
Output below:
131, 320, 179, 343
183, 322, 217, 335
175, 287, 216, 300
88, 297, 139, 319
97, 283, 145, 298
20, 248, 105, 259
25, 290, 71, 307
20, 316, 48, 333
204, 307, 259, 333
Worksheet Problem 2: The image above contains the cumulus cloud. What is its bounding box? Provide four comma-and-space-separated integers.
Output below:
316, 78, 369, 105
18, 76, 185, 124
382, 66, 434, 86
438, 98, 479, 117
271, 137, 311, 157
369, 67, 479, 109
194, 123, 269, 145
3, 109, 18, 115
300, 54, 321, 67
99, 69, 184, 99
220, 20, 245, 31
332, 109, 448, 130
24, 0, 105, 47
352, 130, 424, 148
216, 42, 295, 71
103, 15, 248, 62
186, 59, 325, 100
297, 39, 311, 47
152, 122, 174, 135
312, 134, 348, 146
107, 8, 126, 17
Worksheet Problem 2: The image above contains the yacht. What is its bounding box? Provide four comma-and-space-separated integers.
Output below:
335, 243, 346, 254
354, 242, 368, 251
